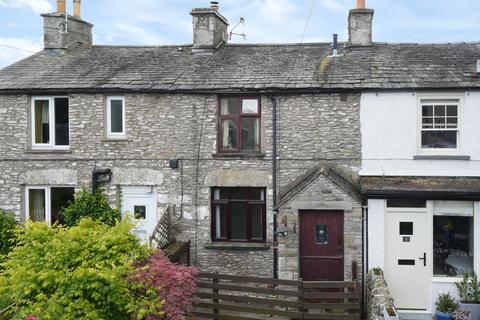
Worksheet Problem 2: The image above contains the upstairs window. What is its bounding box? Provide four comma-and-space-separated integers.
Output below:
421, 100, 459, 150
32, 97, 69, 148
218, 97, 260, 153
106, 96, 126, 138
211, 187, 266, 242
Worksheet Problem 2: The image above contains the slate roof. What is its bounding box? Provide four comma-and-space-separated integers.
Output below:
0, 42, 479, 93
361, 176, 480, 199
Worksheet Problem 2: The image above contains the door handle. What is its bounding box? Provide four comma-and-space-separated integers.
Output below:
419, 252, 426, 267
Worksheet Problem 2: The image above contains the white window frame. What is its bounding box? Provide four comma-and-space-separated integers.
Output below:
417, 93, 464, 155
25, 186, 75, 224
31, 96, 70, 150
106, 96, 126, 138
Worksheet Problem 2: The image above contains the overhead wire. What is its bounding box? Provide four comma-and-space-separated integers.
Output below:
0, 44, 38, 53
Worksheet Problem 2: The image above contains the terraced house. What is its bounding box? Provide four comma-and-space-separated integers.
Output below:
0, 1, 479, 318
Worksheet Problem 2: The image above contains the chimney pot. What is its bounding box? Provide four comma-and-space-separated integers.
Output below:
357, 0, 366, 9
57, 0, 66, 13
210, 1, 220, 12
73, 0, 81, 18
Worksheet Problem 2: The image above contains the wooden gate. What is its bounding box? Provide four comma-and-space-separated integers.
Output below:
188, 272, 361, 320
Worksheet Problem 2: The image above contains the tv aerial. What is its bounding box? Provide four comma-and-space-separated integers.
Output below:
229, 17, 247, 41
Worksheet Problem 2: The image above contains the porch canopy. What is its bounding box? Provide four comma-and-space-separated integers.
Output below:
361, 176, 480, 200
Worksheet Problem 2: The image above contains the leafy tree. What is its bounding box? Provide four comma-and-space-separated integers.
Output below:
0, 209, 18, 257
0, 219, 162, 320
131, 251, 199, 320
62, 189, 120, 227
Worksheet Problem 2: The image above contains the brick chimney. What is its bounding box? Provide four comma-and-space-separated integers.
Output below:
190, 2, 229, 54
348, 0, 374, 46
42, 0, 93, 49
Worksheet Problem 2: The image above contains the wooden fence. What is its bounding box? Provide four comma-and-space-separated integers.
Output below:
188, 272, 361, 320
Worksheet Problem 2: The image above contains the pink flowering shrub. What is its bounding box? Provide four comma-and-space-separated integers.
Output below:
131, 251, 199, 320
26, 316, 38, 320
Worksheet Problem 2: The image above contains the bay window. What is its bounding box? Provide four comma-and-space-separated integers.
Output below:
218, 97, 260, 153
26, 186, 75, 224
211, 187, 266, 242
32, 97, 69, 148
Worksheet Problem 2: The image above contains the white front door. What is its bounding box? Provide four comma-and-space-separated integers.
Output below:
386, 210, 429, 310
122, 186, 157, 243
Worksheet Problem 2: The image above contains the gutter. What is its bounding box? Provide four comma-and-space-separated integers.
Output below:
270, 96, 278, 279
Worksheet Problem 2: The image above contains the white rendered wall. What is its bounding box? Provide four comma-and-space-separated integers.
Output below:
361, 91, 480, 176
367, 199, 385, 270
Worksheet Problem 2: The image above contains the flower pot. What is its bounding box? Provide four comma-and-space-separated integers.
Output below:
460, 303, 480, 320
436, 311, 454, 320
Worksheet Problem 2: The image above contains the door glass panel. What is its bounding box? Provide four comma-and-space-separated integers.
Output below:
110, 99, 124, 133
29, 189, 46, 222
222, 119, 238, 150
399, 222, 413, 235
316, 224, 328, 244
54, 98, 69, 146
51, 187, 74, 225
134, 205, 146, 220
231, 203, 247, 240
34, 100, 50, 144
241, 118, 259, 151
251, 206, 263, 239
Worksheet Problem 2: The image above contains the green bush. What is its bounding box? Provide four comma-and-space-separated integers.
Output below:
0, 219, 162, 320
62, 189, 120, 227
0, 209, 18, 257
436, 292, 459, 314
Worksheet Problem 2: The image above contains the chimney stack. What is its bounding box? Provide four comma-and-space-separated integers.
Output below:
73, 0, 81, 18
191, 2, 229, 54
57, 0, 66, 13
348, 0, 374, 46
42, 0, 93, 49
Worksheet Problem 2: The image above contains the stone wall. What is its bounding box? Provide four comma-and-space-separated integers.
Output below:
0, 92, 361, 278
367, 269, 395, 320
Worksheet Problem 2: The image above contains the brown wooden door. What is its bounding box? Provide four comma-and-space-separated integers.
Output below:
300, 210, 344, 281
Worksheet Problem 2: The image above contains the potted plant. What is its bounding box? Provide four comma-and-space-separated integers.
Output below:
456, 272, 480, 320
436, 293, 459, 320
383, 306, 399, 320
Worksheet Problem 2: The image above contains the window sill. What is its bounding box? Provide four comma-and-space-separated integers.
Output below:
413, 155, 471, 160
212, 152, 265, 159
102, 137, 130, 142
430, 276, 462, 283
26, 149, 71, 154
205, 242, 270, 251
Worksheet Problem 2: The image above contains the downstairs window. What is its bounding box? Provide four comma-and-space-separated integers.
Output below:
211, 187, 266, 242
26, 186, 75, 224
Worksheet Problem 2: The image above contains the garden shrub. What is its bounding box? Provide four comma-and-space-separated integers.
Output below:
62, 189, 120, 226
0, 209, 18, 257
0, 219, 162, 320
131, 251, 199, 320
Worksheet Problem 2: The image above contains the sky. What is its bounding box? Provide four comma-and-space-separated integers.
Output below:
0, 0, 479, 69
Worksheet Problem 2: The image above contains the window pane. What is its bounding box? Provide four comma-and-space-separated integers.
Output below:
34, 100, 50, 144
447, 105, 458, 117
29, 189, 46, 222
251, 206, 263, 239
422, 118, 433, 128
231, 203, 247, 240
222, 119, 238, 150
422, 131, 457, 149
51, 187, 74, 225
447, 118, 458, 128
54, 98, 69, 146
316, 225, 328, 244
215, 205, 227, 239
230, 188, 248, 200
250, 189, 265, 201
434, 105, 446, 116
242, 99, 259, 114
399, 222, 413, 235
387, 199, 426, 208
422, 106, 433, 117
433, 216, 473, 276
241, 117, 260, 151
434, 118, 446, 128
110, 99, 124, 133
221, 98, 241, 115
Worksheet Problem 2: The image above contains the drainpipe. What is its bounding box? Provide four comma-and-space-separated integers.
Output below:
362, 202, 369, 318
270, 96, 278, 279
